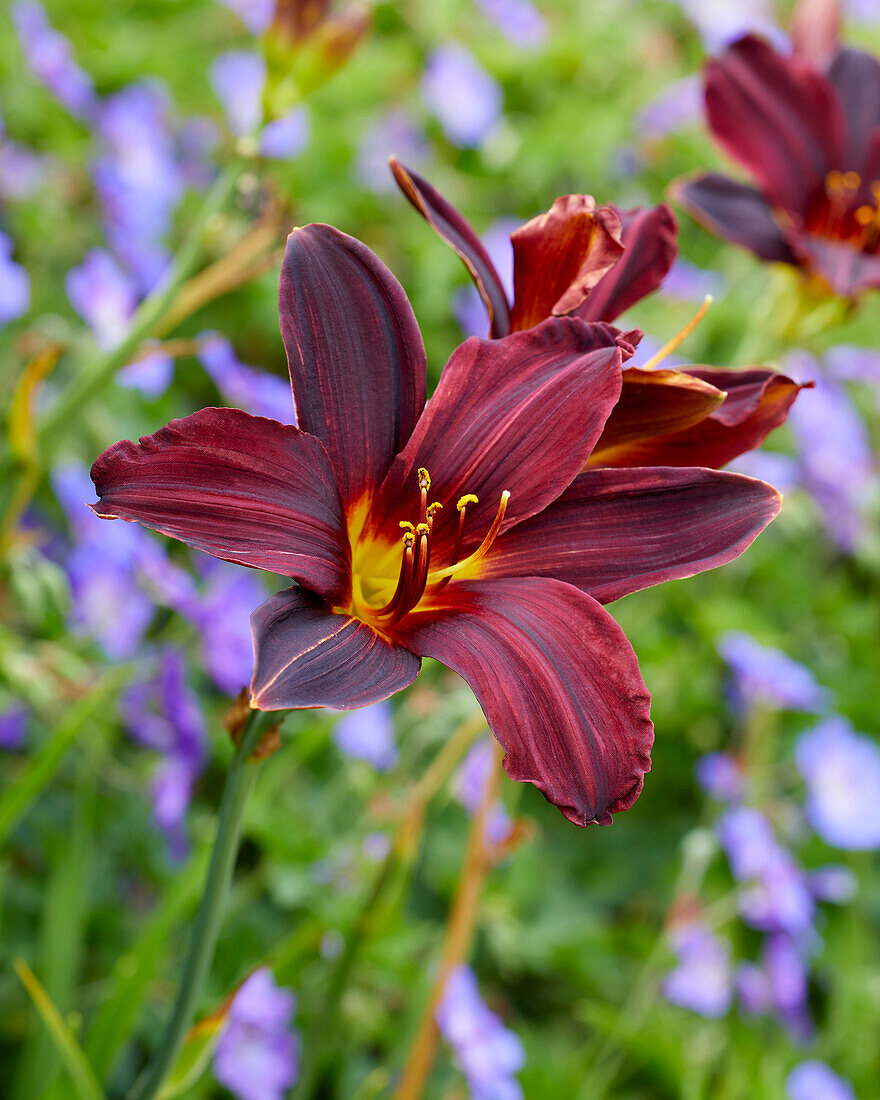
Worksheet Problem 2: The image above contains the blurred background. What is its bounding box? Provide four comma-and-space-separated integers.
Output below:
1, 1, 879, 1097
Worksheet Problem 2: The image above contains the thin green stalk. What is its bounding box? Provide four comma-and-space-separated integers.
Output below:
36, 158, 244, 459
127, 708, 279, 1100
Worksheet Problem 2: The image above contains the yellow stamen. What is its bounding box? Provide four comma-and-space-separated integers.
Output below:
855, 205, 875, 226
415, 522, 430, 537
843, 171, 861, 190
417, 467, 431, 491
428, 491, 511, 582
426, 502, 443, 519
457, 493, 479, 511
399, 520, 415, 533
639, 295, 713, 371
825, 169, 844, 193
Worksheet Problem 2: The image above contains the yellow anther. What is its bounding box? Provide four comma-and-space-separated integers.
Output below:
415, 522, 430, 537
399, 520, 415, 533
826, 170, 844, 192
457, 494, 479, 511
871, 180, 880, 200
843, 171, 861, 190
640, 296, 712, 371
417, 467, 431, 491
426, 502, 444, 518
402, 531, 415, 548
855, 205, 876, 226
429, 491, 511, 583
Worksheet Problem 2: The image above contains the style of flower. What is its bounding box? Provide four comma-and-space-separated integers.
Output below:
90, 224, 782, 826
389, 157, 806, 469
674, 30, 880, 298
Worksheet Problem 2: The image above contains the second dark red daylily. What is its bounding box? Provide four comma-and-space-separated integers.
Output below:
673, 32, 880, 299
91, 225, 781, 827
390, 157, 806, 470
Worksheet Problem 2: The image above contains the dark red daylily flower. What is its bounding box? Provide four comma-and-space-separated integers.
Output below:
673, 32, 880, 299
90, 225, 781, 827
390, 157, 805, 470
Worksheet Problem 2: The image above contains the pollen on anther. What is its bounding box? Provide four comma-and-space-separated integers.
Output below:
855, 205, 875, 226
415, 522, 430, 537
426, 502, 443, 519
417, 467, 431, 491
399, 520, 415, 533
457, 493, 479, 511
843, 171, 861, 190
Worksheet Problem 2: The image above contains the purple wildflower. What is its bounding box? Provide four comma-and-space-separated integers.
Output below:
0, 705, 29, 751
436, 966, 525, 1100
333, 701, 398, 771
787, 1061, 856, 1100
454, 740, 514, 844
695, 751, 746, 802
213, 969, 299, 1100
670, 0, 786, 54
454, 219, 518, 337
717, 631, 830, 714
730, 451, 802, 496
0, 137, 48, 202
118, 347, 175, 397
663, 920, 734, 1017
786, 366, 877, 553
0, 231, 30, 325
210, 51, 267, 137
259, 107, 310, 159
762, 933, 813, 1041
12, 1, 98, 120
176, 116, 220, 189
824, 344, 880, 385
421, 45, 502, 148
121, 650, 206, 859
66, 249, 136, 348
807, 865, 857, 904
473, 0, 548, 48
660, 258, 726, 302
795, 717, 880, 850
635, 74, 703, 140
196, 332, 295, 423
218, 0, 275, 35
357, 110, 428, 194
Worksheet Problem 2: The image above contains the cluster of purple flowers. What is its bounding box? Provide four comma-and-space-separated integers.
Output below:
332, 700, 399, 771
436, 965, 525, 1100
664, 629, 878, 1093
212, 968, 299, 1100
454, 740, 514, 845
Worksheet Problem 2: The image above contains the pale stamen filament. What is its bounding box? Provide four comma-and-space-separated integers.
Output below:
427, 491, 511, 583
640, 296, 713, 371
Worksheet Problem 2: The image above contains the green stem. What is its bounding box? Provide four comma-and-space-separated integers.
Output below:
127, 708, 276, 1100
37, 158, 244, 460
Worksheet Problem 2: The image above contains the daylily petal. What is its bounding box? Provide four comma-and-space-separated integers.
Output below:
592, 368, 806, 469
480, 467, 781, 604
398, 578, 653, 826
827, 48, 880, 170
705, 34, 842, 210
91, 408, 351, 602
587, 367, 725, 465
793, 234, 880, 297
389, 157, 512, 337
576, 203, 678, 323
369, 318, 624, 555
508, 195, 624, 331
250, 586, 420, 709
673, 174, 797, 264
278, 223, 427, 509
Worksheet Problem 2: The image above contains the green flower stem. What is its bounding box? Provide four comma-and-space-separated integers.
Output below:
36, 157, 245, 461
127, 707, 280, 1100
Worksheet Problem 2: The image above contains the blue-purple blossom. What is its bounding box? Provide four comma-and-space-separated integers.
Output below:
356, 109, 428, 194
786, 1061, 856, 1100
117, 347, 175, 397
0, 231, 30, 325
454, 219, 518, 338
670, 0, 786, 54
12, 1, 98, 120
824, 344, 880, 385
213, 969, 299, 1100
662, 920, 733, 1017
196, 332, 295, 423
66, 249, 136, 348
93, 81, 183, 291
436, 966, 525, 1100
218, 0, 275, 34
176, 116, 220, 189
0, 133, 48, 201
795, 717, 880, 850
0, 705, 28, 751
473, 0, 548, 48
333, 701, 398, 771
737, 937, 813, 1040
259, 107, 310, 159
807, 865, 857, 904
421, 45, 502, 148
635, 74, 702, 140
717, 631, 830, 714
730, 451, 802, 496
121, 649, 206, 859
211, 51, 267, 137
695, 751, 746, 802
660, 258, 726, 302
454, 740, 514, 844
786, 368, 877, 553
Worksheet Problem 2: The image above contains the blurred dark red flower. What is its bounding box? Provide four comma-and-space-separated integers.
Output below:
390, 157, 805, 470
91, 225, 781, 827
674, 32, 880, 299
